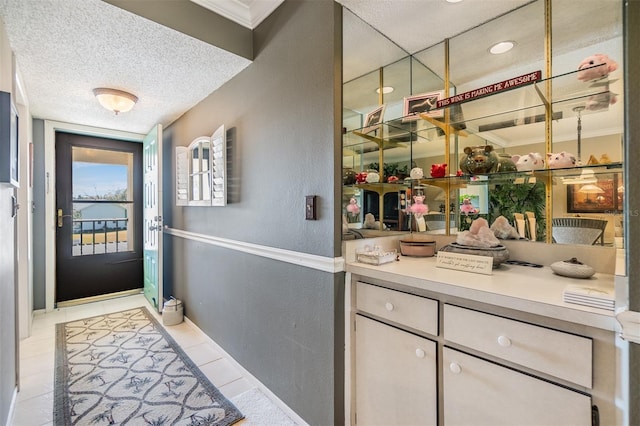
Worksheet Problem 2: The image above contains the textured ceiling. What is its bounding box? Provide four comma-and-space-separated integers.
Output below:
0, 0, 254, 134
0, 0, 623, 139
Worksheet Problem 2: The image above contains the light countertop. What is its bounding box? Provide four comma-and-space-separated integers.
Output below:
347, 252, 618, 331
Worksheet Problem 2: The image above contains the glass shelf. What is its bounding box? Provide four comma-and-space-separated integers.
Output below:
344, 182, 410, 195
345, 66, 616, 148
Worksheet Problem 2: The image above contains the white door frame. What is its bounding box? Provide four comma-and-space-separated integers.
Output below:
43, 120, 144, 312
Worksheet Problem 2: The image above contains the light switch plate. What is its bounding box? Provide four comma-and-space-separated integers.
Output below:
306, 195, 316, 220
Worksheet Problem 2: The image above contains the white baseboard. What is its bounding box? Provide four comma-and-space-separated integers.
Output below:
183, 316, 308, 426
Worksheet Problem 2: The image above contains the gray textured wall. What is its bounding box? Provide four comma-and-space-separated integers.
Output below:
164, 1, 344, 424
172, 238, 344, 425
32, 119, 45, 310
0, 185, 16, 424
168, 0, 342, 258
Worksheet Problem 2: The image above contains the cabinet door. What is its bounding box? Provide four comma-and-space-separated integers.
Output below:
355, 315, 437, 426
443, 347, 592, 426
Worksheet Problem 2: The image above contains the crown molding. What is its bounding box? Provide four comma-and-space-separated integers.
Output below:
190, 0, 284, 29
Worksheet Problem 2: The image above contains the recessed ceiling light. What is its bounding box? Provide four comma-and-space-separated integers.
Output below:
375, 86, 395, 94
489, 41, 516, 55
446, 0, 463, 3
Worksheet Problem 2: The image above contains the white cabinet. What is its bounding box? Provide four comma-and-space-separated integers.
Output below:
443, 347, 592, 426
355, 314, 437, 426
349, 280, 609, 425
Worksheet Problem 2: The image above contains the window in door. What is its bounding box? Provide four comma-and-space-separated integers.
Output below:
72, 147, 135, 256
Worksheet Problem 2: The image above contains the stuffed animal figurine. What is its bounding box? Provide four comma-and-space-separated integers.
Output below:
365, 171, 380, 183
577, 53, 618, 81
355, 171, 368, 184
409, 194, 428, 218
410, 167, 424, 180
547, 151, 577, 168
512, 152, 545, 171
430, 163, 447, 178
459, 145, 517, 174
346, 197, 360, 216
460, 197, 477, 215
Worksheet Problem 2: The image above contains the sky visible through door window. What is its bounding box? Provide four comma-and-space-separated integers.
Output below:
73, 162, 128, 200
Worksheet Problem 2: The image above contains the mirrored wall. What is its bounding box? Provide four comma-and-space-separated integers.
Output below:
342, 0, 624, 247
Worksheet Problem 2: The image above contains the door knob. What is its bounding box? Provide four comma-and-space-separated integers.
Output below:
449, 362, 462, 374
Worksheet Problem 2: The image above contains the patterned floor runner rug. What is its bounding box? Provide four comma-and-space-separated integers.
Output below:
54, 307, 244, 425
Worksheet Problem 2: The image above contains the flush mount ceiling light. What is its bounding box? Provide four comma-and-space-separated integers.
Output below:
375, 86, 395, 94
489, 41, 516, 55
93, 88, 138, 115
446, 0, 463, 3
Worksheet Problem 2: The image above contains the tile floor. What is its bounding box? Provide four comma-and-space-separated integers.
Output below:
10, 293, 300, 426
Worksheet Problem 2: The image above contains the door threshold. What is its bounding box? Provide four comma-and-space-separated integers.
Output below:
56, 288, 143, 308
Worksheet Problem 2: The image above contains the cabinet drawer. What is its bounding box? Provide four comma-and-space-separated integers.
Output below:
443, 347, 592, 426
356, 281, 438, 335
444, 304, 592, 388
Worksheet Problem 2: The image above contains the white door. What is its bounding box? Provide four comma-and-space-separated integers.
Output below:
355, 314, 437, 426
143, 125, 163, 311
443, 347, 592, 425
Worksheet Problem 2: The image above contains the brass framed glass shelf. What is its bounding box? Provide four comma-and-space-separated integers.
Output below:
381, 163, 625, 190
344, 65, 616, 148
344, 182, 410, 194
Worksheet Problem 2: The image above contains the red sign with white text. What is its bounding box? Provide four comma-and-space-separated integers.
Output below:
437, 70, 542, 108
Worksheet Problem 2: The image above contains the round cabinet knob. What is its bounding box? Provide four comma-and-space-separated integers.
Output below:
449, 362, 461, 374
415, 348, 426, 359
497, 335, 512, 347
385, 302, 394, 311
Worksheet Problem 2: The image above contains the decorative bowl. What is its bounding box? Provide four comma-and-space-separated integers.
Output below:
438, 242, 510, 268
400, 235, 436, 257
550, 258, 595, 279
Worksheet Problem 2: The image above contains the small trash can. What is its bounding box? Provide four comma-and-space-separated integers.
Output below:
162, 297, 183, 326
